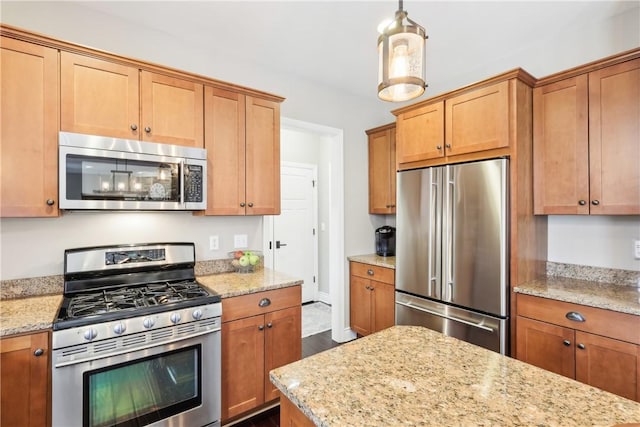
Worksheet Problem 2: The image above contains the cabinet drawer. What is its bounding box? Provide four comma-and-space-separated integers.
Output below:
222, 286, 301, 323
350, 262, 394, 285
517, 294, 639, 345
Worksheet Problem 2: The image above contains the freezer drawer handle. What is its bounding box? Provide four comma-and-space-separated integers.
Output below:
565, 311, 585, 322
396, 300, 495, 333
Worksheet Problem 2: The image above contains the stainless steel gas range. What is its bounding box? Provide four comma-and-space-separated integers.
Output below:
51, 242, 222, 427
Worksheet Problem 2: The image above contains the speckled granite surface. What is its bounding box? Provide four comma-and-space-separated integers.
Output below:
0, 275, 63, 300
0, 295, 62, 337
347, 254, 395, 269
197, 268, 302, 298
271, 325, 640, 427
547, 261, 640, 286
514, 276, 640, 316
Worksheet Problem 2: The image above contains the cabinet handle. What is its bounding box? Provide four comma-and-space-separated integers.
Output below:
258, 325, 264, 331
267, 322, 273, 328
436, 145, 442, 150
367, 269, 374, 276
565, 311, 585, 322
248, 202, 254, 207
130, 124, 138, 131
578, 200, 586, 206
144, 126, 151, 133
563, 340, 571, 347
577, 343, 585, 350
33, 348, 44, 357
258, 298, 271, 307
240, 202, 246, 207
591, 200, 600, 206
46, 199, 55, 206
445, 144, 451, 149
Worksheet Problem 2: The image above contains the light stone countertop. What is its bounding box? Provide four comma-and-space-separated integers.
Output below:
271, 325, 640, 427
347, 254, 395, 269
197, 267, 303, 298
514, 276, 640, 316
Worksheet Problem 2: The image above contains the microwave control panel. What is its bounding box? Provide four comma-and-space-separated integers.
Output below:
184, 165, 203, 202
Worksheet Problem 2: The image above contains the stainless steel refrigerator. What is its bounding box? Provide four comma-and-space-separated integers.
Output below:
395, 158, 509, 354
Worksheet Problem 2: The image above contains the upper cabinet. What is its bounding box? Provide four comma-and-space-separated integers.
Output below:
533, 51, 640, 215
366, 123, 396, 214
393, 70, 534, 170
61, 52, 204, 147
203, 87, 281, 215
0, 37, 59, 217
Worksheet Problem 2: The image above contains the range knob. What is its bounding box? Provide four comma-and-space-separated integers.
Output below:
113, 322, 126, 335
170, 313, 182, 324
192, 309, 203, 320
84, 328, 98, 341
143, 317, 156, 329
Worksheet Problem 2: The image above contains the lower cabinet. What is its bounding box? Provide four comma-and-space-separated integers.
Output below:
0, 331, 50, 427
221, 286, 301, 422
349, 261, 395, 337
516, 294, 639, 402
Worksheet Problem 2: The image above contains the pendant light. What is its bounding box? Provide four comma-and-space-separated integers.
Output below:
377, 0, 427, 102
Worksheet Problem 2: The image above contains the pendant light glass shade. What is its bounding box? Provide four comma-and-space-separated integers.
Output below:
378, 2, 427, 102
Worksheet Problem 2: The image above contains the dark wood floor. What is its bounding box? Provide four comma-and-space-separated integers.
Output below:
228, 330, 341, 427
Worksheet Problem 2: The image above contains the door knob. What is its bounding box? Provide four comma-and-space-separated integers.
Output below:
46, 199, 55, 206
144, 126, 151, 133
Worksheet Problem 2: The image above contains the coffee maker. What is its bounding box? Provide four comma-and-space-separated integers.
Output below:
375, 226, 396, 257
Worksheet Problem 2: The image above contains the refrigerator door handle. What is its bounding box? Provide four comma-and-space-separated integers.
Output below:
396, 300, 495, 333
429, 171, 440, 298
444, 167, 455, 301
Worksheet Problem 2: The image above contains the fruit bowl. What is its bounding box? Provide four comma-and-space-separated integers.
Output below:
229, 250, 263, 273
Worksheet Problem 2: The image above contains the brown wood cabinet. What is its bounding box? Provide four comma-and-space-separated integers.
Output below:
1, 37, 59, 217
203, 87, 281, 215
533, 51, 640, 215
366, 123, 396, 214
349, 262, 395, 337
221, 286, 301, 422
393, 72, 533, 171
516, 294, 640, 402
61, 51, 204, 147
0, 331, 50, 427
279, 392, 315, 427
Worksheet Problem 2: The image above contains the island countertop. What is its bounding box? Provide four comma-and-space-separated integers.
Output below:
270, 326, 640, 426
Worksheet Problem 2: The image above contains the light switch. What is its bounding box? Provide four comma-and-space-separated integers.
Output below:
209, 235, 219, 251
634, 239, 640, 259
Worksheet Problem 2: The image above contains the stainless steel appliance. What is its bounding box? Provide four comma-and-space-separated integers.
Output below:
51, 242, 222, 427
375, 225, 396, 256
395, 158, 510, 354
59, 132, 207, 210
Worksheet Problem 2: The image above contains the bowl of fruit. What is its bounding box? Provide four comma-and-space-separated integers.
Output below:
229, 250, 262, 273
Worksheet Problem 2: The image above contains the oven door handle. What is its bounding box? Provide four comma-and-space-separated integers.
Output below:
53, 326, 220, 368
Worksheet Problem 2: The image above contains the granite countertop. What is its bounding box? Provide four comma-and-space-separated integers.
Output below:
0, 267, 301, 337
271, 325, 640, 427
347, 254, 395, 269
514, 276, 640, 316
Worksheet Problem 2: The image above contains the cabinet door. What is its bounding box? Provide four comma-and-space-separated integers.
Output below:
140, 71, 204, 147
368, 128, 395, 214
203, 87, 246, 215
445, 81, 510, 156
533, 75, 590, 214
516, 316, 575, 379
245, 96, 281, 215
0, 332, 49, 427
396, 101, 444, 166
61, 51, 139, 139
588, 58, 640, 215
372, 281, 395, 333
575, 331, 639, 402
350, 275, 372, 336
264, 306, 302, 402
1, 37, 58, 217
221, 315, 265, 421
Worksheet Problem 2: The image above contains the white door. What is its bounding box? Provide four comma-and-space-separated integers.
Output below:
264, 162, 318, 303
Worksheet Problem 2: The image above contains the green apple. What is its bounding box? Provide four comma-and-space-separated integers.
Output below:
238, 255, 250, 267
249, 254, 259, 266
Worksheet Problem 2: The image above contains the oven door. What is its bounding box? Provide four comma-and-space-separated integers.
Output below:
52, 330, 220, 427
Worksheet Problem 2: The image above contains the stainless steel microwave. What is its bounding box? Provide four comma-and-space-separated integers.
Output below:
59, 132, 207, 211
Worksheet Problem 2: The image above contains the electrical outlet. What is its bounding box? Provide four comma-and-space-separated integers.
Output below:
234, 234, 248, 249
634, 239, 640, 259
209, 235, 219, 251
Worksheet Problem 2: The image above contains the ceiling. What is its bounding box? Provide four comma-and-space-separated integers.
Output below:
62, 1, 639, 104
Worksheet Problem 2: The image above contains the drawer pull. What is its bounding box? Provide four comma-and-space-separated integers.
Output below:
258, 325, 264, 331
577, 343, 586, 350
563, 340, 571, 347
267, 322, 273, 328
565, 311, 585, 322
367, 269, 374, 276
33, 348, 44, 357
258, 298, 271, 307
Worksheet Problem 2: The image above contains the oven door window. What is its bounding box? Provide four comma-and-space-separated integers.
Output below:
84, 345, 201, 427
65, 154, 180, 203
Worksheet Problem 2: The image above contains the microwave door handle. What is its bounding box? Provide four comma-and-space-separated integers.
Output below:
180, 160, 185, 205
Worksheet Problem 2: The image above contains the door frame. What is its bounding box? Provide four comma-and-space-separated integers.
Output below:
263, 161, 319, 302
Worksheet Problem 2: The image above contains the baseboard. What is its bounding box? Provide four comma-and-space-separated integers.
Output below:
332, 326, 356, 343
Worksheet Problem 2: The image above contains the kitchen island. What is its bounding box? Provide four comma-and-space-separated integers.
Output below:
271, 325, 640, 426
